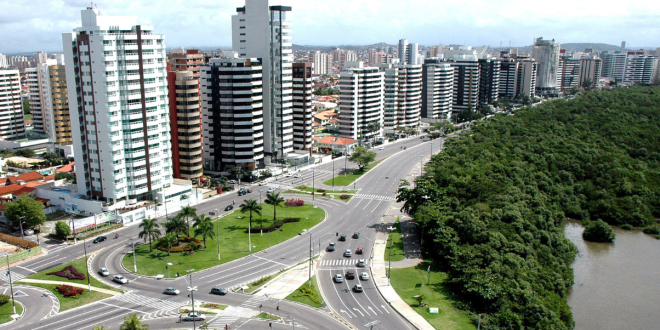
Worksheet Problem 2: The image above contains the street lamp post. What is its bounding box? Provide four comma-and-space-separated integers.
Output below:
215, 208, 220, 261
5, 255, 17, 315
312, 168, 315, 206
80, 234, 91, 291
344, 152, 347, 178
388, 234, 393, 286
186, 269, 198, 330
308, 233, 313, 287
259, 190, 263, 236
420, 155, 423, 176
130, 236, 137, 272
332, 158, 335, 191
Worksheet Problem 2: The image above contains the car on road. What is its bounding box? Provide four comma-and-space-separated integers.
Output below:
334, 274, 344, 283
360, 272, 369, 281
356, 247, 363, 254
228, 180, 237, 184
164, 287, 180, 295
285, 173, 292, 177
93, 236, 107, 243
225, 205, 233, 211
357, 259, 366, 267
113, 275, 128, 284
420, 136, 425, 139
344, 249, 352, 257
345, 271, 356, 280
211, 287, 228, 295
378, 146, 384, 150
238, 190, 246, 196
327, 242, 335, 252
98, 267, 110, 277
183, 312, 206, 321
353, 284, 363, 292
258, 182, 267, 186
24, 229, 34, 236
339, 234, 346, 241
352, 232, 359, 239
267, 188, 275, 193
294, 173, 301, 178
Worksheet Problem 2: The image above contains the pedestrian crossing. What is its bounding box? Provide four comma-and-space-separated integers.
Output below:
241, 295, 269, 308
319, 259, 369, 267
0, 270, 26, 283
208, 315, 241, 328
110, 293, 184, 310
354, 194, 395, 201
140, 308, 180, 321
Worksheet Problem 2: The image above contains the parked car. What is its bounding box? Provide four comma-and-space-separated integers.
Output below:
267, 188, 275, 193
164, 287, 180, 295
183, 312, 206, 321
345, 271, 356, 280
93, 236, 107, 243
211, 287, 228, 295
327, 242, 335, 252
285, 173, 292, 177
356, 247, 363, 254
23, 229, 34, 236
353, 284, 363, 292
238, 190, 246, 196
352, 232, 359, 239
225, 205, 234, 211
344, 249, 352, 257
294, 173, 301, 178
379, 146, 384, 150
113, 275, 128, 284
334, 274, 344, 283
259, 182, 267, 186
360, 272, 369, 281
420, 136, 426, 139
357, 259, 366, 267
98, 267, 110, 277
339, 234, 346, 241
228, 180, 237, 184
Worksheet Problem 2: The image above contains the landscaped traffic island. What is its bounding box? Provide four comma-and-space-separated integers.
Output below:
123, 203, 325, 278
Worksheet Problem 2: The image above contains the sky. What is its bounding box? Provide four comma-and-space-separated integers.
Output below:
1, 0, 659, 54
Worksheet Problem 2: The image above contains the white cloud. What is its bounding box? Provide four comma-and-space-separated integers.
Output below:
0, 0, 657, 54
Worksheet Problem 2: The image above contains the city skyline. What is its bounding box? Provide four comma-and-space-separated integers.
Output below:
1, 0, 658, 54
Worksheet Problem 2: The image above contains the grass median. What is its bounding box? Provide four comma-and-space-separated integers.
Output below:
384, 219, 405, 262
123, 204, 325, 278
322, 158, 387, 186
285, 275, 323, 308
0, 301, 23, 324
390, 261, 475, 330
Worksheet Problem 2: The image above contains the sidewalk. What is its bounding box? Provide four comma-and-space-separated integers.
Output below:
17, 279, 122, 296
253, 262, 311, 300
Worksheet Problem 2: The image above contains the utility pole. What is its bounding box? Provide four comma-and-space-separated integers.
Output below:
81, 234, 91, 291
215, 208, 220, 261
186, 269, 198, 330
332, 158, 335, 191
130, 236, 137, 272
344, 152, 347, 177
259, 190, 263, 236
312, 168, 315, 206
5, 255, 16, 315
308, 233, 312, 287
388, 234, 392, 286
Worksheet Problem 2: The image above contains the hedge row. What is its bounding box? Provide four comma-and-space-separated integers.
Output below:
156, 236, 202, 253
247, 217, 301, 233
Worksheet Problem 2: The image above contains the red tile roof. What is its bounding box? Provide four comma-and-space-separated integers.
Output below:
13, 186, 36, 196
6, 172, 44, 184
0, 185, 26, 196
0, 178, 6, 185
44, 175, 55, 181
26, 181, 47, 188
56, 162, 75, 173
316, 136, 358, 146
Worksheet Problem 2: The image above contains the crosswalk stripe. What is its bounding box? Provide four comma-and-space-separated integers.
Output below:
0, 271, 26, 283
111, 293, 184, 310
319, 259, 369, 267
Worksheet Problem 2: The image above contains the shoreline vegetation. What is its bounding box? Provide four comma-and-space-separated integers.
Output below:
398, 86, 660, 329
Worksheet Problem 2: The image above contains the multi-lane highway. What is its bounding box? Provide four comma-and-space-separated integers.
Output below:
3, 135, 441, 329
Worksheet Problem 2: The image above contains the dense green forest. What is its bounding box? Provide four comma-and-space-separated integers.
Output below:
398, 86, 660, 329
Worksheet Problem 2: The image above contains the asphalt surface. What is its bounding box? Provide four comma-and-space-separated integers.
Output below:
3, 135, 439, 330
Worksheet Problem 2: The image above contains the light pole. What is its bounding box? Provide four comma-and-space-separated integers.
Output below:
215, 208, 220, 261
130, 236, 137, 272
332, 157, 335, 191
308, 233, 313, 287
420, 155, 423, 176
186, 269, 198, 330
5, 255, 17, 315
388, 233, 393, 286
19, 216, 25, 240
80, 234, 91, 291
259, 190, 263, 236
312, 168, 315, 206
344, 152, 347, 177
167, 261, 172, 278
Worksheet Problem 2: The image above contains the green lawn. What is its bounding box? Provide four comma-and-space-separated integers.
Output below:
25, 283, 112, 312
385, 220, 405, 262
285, 275, 323, 308
0, 301, 23, 324
390, 262, 475, 330
26, 256, 121, 292
294, 186, 356, 194
323, 158, 386, 186
255, 312, 281, 320
123, 204, 325, 277
244, 273, 278, 294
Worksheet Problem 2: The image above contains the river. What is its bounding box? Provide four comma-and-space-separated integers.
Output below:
564, 220, 660, 329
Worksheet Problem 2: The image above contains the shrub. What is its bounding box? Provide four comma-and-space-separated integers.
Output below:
55, 221, 71, 239
316, 189, 326, 193
0, 294, 9, 305
583, 219, 616, 243
322, 192, 327, 196
285, 199, 305, 207
340, 194, 350, 200
55, 284, 85, 297
621, 224, 633, 230
47, 265, 86, 280
643, 225, 660, 235
156, 236, 201, 253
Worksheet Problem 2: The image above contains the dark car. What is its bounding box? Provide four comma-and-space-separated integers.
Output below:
211, 287, 228, 295
238, 190, 246, 196
327, 242, 335, 252
356, 247, 363, 254
339, 234, 346, 241
352, 232, 359, 239
93, 236, 107, 243
225, 205, 233, 211
345, 271, 356, 280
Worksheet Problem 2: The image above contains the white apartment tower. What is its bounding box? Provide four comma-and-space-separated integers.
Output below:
201, 57, 265, 171
313, 51, 327, 75
232, 0, 294, 162
63, 7, 173, 202
382, 64, 422, 131
397, 39, 419, 65
338, 62, 384, 141
448, 55, 481, 111
531, 37, 561, 92
0, 70, 25, 140
422, 58, 454, 119
623, 54, 655, 85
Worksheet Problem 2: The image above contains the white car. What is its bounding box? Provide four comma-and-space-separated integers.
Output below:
228, 180, 237, 184
360, 272, 369, 281
285, 173, 292, 177
164, 287, 180, 295
344, 249, 352, 257
267, 188, 275, 193
334, 274, 344, 283
184, 312, 206, 321
294, 173, 301, 178
98, 267, 110, 277
258, 182, 266, 186
357, 259, 366, 267
113, 275, 128, 284
378, 146, 384, 150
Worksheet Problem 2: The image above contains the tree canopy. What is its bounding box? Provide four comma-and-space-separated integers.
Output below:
397, 85, 660, 329
349, 146, 376, 171
4, 195, 46, 228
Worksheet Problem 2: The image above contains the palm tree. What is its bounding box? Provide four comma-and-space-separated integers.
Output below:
239, 199, 262, 230
138, 218, 161, 252
178, 205, 198, 234
264, 192, 284, 223
119, 313, 149, 330
93, 325, 109, 330
165, 216, 188, 237
161, 233, 178, 256
193, 214, 215, 248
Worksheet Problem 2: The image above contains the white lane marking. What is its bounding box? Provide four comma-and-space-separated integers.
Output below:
361, 199, 373, 210
342, 267, 373, 316
15, 265, 36, 273
370, 200, 382, 213
33, 305, 108, 330
27, 256, 67, 268
327, 269, 357, 318
216, 263, 281, 287
253, 255, 290, 267
382, 305, 390, 314
199, 258, 261, 281
99, 301, 146, 313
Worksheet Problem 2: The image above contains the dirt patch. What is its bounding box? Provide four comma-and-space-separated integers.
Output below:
0, 240, 23, 254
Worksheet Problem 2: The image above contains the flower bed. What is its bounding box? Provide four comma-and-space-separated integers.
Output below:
156, 236, 202, 253
247, 217, 301, 233
55, 284, 85, 297
285, 199, 305, 207
340, 194, 350, 200
47, 265, 86, 280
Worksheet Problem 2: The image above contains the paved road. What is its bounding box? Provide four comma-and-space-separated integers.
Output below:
6, 136, 436, 329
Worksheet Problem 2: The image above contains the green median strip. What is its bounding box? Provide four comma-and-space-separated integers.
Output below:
323, 158, 386, 186
285, 275, 323, 308
255, 312, 281, 320
0, 299, 23, 324
384, 218, 405, 262
23, 283, 112, 312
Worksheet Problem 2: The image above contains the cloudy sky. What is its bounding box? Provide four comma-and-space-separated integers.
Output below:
1, 0, 658, 54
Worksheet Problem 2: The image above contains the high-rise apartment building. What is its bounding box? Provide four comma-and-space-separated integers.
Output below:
201, 57, 265, 171
63, 7, 173, 202
516, 58, 538, 98
623, 54, 655, 85
499, 58, 518, 99
34, 52, 49, 66
167, 49, 204, 181
232, 0, 294, 162
397, 39, 419, 65
578, 57, 602, 88
0, 70, 25, 140
478, 58, 500, 105
398, 39, 408, 64
25, 67, 46, 133
601, 51, 627, 81
338, 62, 384, 140
531, 37, 561, 93
292, 62, 313, 150
651, 59, 660, 85
0, 54, 7, 68
448, 56, 480, 111
559, 57, 581, 91
421, 58, 454, 119
381, 64, 422, 131
313, 51, 327, 75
